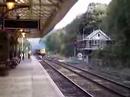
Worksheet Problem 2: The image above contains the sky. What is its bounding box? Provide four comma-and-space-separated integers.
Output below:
54, 0, 111, 30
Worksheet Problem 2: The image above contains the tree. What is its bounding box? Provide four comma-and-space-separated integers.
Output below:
82, 3, 107, 33
44, 30, 65, 54
96, 0, 130, 67
43, 3, 107, 57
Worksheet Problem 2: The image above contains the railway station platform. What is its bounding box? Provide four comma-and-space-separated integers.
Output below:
0, 56, 65, 97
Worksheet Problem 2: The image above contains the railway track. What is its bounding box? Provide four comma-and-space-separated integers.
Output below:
43, 57, 130, 97
38, 58, 93, 97
64, 62, 130, 88
48, 57, 130, 88
61, 61, 130, 89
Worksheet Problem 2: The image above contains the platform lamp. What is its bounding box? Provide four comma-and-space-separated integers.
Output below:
6, 0, 16, 9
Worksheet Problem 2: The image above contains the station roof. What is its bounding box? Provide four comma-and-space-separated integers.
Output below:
0, 0, 77, 37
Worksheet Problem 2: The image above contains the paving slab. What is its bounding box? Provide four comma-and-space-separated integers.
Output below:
0, 56, 65, 97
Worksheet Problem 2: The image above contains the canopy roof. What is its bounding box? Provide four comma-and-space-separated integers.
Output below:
0, 0, 77, 37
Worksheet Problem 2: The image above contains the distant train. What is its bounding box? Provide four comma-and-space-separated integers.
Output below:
40, 48, 46, 56
35, 48, 46, 57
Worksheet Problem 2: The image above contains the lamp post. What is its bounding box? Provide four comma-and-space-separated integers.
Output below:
6, 0, 16, 10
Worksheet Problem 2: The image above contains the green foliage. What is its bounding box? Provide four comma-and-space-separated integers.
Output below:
94, 0, 130, 67
44, 30, 65, 54
81, 3, 107, 32
43, 14, 83, 56
62, 4, 107, 56
43, 3, 107, 57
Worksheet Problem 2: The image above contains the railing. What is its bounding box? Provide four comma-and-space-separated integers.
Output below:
77, 35, 88, 41
77, 44, 105, 50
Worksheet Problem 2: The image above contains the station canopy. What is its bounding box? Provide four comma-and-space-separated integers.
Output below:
0, 0, 77, 37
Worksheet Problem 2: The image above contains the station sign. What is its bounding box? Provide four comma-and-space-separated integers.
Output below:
3, 19, 39, 29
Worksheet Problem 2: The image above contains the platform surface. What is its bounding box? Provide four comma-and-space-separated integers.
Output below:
0, 56, 65, 97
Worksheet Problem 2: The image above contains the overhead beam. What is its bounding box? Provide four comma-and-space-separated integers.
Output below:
47, 0, 61, 8
41, 0, 78, 37
48, 0, 58, 4
48, 0, 63, 4
31, 3, 60, 8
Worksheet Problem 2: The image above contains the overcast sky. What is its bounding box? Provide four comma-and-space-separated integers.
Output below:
54, 0, 111, 29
